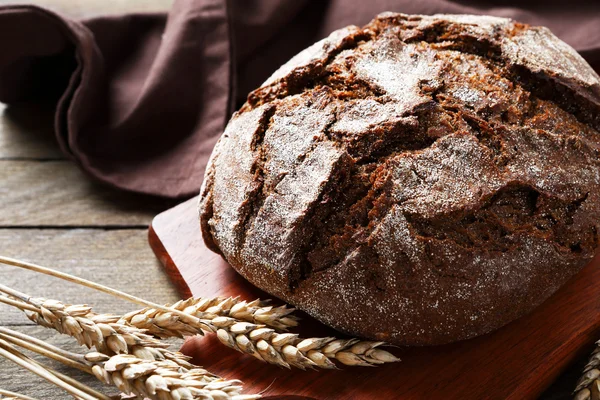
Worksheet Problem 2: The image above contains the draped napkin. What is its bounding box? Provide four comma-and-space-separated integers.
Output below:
0, 0, 599, 197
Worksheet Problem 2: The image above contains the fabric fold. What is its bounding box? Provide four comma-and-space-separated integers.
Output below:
0, 1, 231, 197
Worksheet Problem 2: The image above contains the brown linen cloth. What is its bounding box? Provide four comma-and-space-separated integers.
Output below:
0, 0, 599, 198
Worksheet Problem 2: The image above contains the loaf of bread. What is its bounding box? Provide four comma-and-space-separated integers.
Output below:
199, 13, 600, 345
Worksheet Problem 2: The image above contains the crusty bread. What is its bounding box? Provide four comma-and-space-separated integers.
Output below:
199, 13, 600, 345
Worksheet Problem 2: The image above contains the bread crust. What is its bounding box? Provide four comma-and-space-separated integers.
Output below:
199, 13, 600, 345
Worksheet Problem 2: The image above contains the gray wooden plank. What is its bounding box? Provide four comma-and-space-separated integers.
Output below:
0, 2, 191, 398
0, 103, 64, 160
0, 160, 176, 226
0, 228, 182, 325
0, 325, 183, 400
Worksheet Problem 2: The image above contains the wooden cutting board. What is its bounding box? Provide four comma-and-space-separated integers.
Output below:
148, 196, 600, 400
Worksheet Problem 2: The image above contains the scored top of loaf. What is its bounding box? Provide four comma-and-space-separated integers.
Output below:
261, 13, 600, 106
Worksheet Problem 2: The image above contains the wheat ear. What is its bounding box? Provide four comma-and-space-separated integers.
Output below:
19, 297, 197, 370
120, 302, 399, 369
0, 285, 199, 370
213, 317, 399, 369
574, 341, 600, 400
0, 291, 259, 400
88, 353, 259, 400
119, 296, 298, 339
115, 298, 400, 369
118, 297, 399, 369
0, 257, 400, 370
1, 332, 254, 400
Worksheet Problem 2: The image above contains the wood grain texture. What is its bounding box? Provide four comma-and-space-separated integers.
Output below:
0, 228, 182, 325
0, 160, 175, 226
0, 1, 173, 398
150, 197, 600, 400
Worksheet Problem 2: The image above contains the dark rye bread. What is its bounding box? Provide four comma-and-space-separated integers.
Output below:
198, 13, 600, 345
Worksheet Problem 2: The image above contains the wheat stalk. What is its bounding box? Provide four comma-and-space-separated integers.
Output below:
0, 256, 210, 330
574, 342, 600, 400
0, 339, 101, 400
0, 389, 38, 400
0, 326, 88, 365
0, 329, 91, 373
0, 328, 103, 395
0, 334, 112, 400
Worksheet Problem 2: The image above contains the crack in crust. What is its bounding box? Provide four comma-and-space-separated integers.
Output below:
405, 185, 591, 252
243, 28, 374, 111
200, 13, 600, 346
237, 105, 277, 254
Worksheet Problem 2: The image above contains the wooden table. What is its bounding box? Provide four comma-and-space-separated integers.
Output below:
0, 2, 178, 398
0, 1, 589, 399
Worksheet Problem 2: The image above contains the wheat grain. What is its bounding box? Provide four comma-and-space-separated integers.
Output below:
121, 303, 399, 369
8, 287, 399, 370
90, 354, 260, 400
18, 296, 200, 374
119, 297, 298, 339
574, 340, 600, 399
119, 299, 399, 369
212, 317, 400, 369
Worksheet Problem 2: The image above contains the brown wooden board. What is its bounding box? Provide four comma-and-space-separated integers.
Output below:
149, 196, 600, 400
